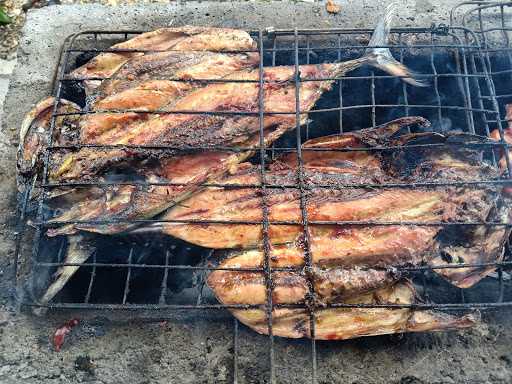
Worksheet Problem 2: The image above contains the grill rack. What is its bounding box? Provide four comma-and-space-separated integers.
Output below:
11, 24, 512, 383
451, 1, 512, 125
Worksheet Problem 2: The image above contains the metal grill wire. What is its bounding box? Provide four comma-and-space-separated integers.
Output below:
452, 1, 512, 125
11, 24, 512, 382
451, 0, 512, 311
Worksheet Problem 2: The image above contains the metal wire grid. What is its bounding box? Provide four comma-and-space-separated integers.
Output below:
452, 1, 512, 125
11, 25, 512, 382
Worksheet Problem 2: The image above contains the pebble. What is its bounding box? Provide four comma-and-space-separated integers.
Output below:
0, 59, 16, 77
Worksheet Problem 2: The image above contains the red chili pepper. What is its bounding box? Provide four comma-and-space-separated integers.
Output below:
53, 318, 79, 352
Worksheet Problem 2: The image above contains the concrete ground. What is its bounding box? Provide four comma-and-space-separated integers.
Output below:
0, 58, 15, 129
1, 1, 512, 383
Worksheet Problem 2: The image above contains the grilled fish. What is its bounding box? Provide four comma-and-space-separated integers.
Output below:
39, 121, 433, 310
228, 280, 477, 340
157, 121, 508, 288
208, 248, 399, 305
81, 51, 259, 143
51, 2, 423, 183
17, 97, 81, 193
51, 61, 420, 182
36, 3, 426, 307
149, 120, 498, 249
69, 26, 257, 93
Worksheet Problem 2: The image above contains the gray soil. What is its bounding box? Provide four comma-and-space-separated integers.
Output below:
0, 1, 511, 383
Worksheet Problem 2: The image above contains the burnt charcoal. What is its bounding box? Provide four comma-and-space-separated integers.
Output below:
74, 355, 95, 375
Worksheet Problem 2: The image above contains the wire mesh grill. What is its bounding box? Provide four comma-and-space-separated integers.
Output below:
452, 1, 512, 126
12, 24, 512, 383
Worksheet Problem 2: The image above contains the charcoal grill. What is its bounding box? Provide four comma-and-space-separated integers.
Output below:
12, 23, 512, 383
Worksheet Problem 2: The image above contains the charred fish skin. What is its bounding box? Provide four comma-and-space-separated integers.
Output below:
229, 280, 478, 340
16, 97, 81, 193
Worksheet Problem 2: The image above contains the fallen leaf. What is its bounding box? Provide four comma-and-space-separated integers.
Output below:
0, 7, 12, 25
326, 0, 341, 14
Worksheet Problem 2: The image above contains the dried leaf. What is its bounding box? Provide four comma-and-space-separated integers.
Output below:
326, 0, 341, 14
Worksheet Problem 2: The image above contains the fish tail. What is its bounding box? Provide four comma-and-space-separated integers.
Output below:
362, 1, 427, 87
33, 235, 93, 315
405, 310, 479, 333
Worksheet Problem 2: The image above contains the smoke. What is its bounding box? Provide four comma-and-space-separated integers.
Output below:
430, 117, 453, 133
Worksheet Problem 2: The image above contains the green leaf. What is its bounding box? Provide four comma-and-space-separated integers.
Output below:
0, 7, 12, 25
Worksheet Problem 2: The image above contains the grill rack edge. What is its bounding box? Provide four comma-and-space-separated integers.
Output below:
12, 25, 512, 334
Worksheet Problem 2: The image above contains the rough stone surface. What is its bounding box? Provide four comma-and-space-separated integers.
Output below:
0, 59, 16, 76
0, 58, 16, 128
1, 1, 511, 384
0, 78, 9, 127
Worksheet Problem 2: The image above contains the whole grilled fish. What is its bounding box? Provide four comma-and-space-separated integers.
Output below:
228, 280, 477, 340
50, 2, 423, 183
150, 121, 507, 287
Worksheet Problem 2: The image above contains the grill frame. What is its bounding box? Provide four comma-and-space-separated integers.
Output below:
12, 23, 512, 383
451, 1, 512, 125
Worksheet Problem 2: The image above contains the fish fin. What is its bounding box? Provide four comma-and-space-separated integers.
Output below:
33, 235, 93, 316
301, 116, 431, 149
363, 1, 428, 87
